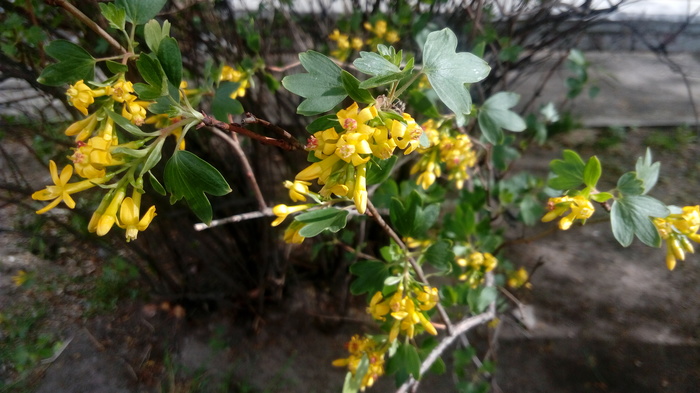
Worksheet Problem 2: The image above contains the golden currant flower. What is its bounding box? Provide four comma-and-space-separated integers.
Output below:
94, 186, 127, 236
64, 112, 98, 142
117, 191, 157, 242
283, 221, 306, 244
32, 160, 110, 214
271, 204, 314, 227
284, 180, 312, 202
66, 80, 96, 115
542, 195, 594, 230
111, 79, 136, 103
332, 335, 386, 391
220, 65, 249, 99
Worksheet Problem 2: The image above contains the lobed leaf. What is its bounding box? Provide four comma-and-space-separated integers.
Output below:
422, 28, 490, 126
163, 150, 232, 225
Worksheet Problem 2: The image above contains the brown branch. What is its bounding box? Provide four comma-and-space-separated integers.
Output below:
200, 114, 301, 151
208, 126, 267, 211
242, 112, 304, 150
46, 0, 127, 54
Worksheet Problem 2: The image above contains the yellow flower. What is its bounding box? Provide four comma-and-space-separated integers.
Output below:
93, 186, 127, 236
111, 79, 136, 103
220, 65, 249, 99
654, 206, 700, 270
122, 100, 149, 125
542, 195, 594, 230
384, 30, 400, 44
336, 102, 377, 135
271, 204, 313, 227
11, 270, 29, 287
64, 112, 98, 142
66, 80, 95, 116
283, 221, 306, 244
507, 267, 532, 289
284, 180, 312, 202
332, 335, 386, 391
351, 37, 364, 51
335, 132, 372, 166
117, 191, 156, 242
415, 286, 439, 311
71, 136, 124, 179
32, 160, 109, 214
295, 155, 341, 183
367, 291, 391, 321
354, 169, 368, 213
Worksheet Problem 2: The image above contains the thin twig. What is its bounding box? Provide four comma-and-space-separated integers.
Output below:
194, 208, 273, 231
201, 114, 301, 151
47, 0, 127, 54
396, 292, 496, 393
365, 199, 455, 336
242, 112, 305, 150
208, 126, 267, 211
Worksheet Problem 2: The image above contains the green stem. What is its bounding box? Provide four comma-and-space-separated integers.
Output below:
392, 71, 424, 101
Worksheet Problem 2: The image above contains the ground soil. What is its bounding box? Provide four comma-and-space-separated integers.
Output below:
1, 128, 699, 393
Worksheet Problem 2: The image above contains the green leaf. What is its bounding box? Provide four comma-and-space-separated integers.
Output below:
477, 92, 526, 145
635, 148, 660, 194
468, 286, 497, 314
583, 156, 602, 188
99, 3, 126, 31
408, 90, 440, 118
590, 192, 614, 203
140, 138, 165, 177
340, 71, 375, 104
105, 61, 128, 74
342, 355, 369, 393
354, 51, 400, 76
212, 82, 244, 121
611, 195, 668, 247
281, 51, 347, 115
133, 84, 163, 100
519, 194, 544, 226
157, 37, 182, 87
617, 172, 644, 196
422, 28, 490, 126
387, 343, 421, 382
358, 72, 407, 90
295, 208, 349, 237
306, 115, 339, 133
116, 0, 168, 25
389, 191, 440, 238
144, 19, 170, 53
444, 204, 475, 239
136, 53, 165, 91
548, 150, 586, 190
148, 171, 166, 196
366, 156, 398, 185
105, 109, 153, 137
349, 260, 391, 295
423, 240, 454, 271
37, 40, 95, 86
163, 150, 232, 225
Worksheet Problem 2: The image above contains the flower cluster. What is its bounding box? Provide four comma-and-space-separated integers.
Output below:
411, 120, 478, 190
31, 77, 164, 242
507, 267, 531, 289
364, 20, 399, 48
332, 335, 387, 391
653, 205, 700, 270
271, 102, 423, 240
541, 195, 595, 230
328, 29, 364, 61
367, 286, 438, 342
220, 65, 250, 99
457, 251, 498, 288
